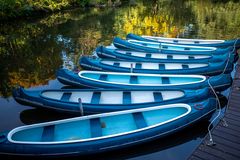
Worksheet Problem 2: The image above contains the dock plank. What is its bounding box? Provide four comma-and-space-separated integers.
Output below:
188, 155, 203, 160
210, 134, 240, 151
214, 125, 240, 137
221, 118, 240, 127
191, 150, 224, 160
225, 113, 240, 121
188, 58, 240, 160
198, 143, 240, 160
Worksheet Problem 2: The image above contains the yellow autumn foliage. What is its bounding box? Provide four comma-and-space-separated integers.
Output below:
113, 4, 183, 38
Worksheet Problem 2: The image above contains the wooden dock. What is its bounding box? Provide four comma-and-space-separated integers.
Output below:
188, 59, 240, 160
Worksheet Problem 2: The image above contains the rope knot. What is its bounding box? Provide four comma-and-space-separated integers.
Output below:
194, 103, 204, 110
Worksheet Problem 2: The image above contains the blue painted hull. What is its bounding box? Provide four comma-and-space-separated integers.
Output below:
12, 87, 210, 114
56, 69, 232, 91
0, 98, 217, 157
126, 33, 240, 49
113, 37, 233, 55
96, 46, 235, 63
79, 56, 233, 76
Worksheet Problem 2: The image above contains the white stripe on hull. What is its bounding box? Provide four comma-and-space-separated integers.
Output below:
100, 61, 208, 70
127, 39, 217, 51
8, 103, 191, 144
79, 71, 206, 86
142, 36, 225, 44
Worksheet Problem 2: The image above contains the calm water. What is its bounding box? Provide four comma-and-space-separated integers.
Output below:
0, 0, 239, 159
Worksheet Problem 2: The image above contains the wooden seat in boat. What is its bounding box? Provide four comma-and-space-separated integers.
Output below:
60, 92, 72, 101
135, 63, 142, 69
113, 62, 120, 67
146, 53, 151, 58
162, 46, 168, 49
189, 56, 195, 59
162, 77, 170, 84
99, 74, 108, 81
91, 92, 101, 104
132, 112, 147, 129
158, 64, 165, 70
130, 76, 138, 84
182, 64, 189, 69
153, 92, 163, 101
90, 118, 102, 138
167, 55, 173, 59
41, 125, 55, 142
123, 92, 131, 104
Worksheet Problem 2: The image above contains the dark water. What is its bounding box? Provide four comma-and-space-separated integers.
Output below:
0, 0, 239, 159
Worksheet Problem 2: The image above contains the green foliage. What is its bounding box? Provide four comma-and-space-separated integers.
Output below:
74, 0, 90, 7
0, 0, 117, 20
1, 0, 240, 97
0, 0, 24, 18
27, 0, 71, 11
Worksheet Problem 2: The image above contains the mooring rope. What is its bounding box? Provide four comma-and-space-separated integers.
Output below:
206, 38, 239, 146
206, 79, 221, 146
78, 98, 84, 116
224, 38, 239, 113
130, 63, 133, 73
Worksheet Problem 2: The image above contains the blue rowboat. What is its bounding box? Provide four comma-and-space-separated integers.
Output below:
13, 86, 210, 114
126, 33, 240, 48
113, 37, 233, 55
0, 98, 216, 157
56, 69, 232, 91
79, 56, 233, 76
95, 46, 235, 63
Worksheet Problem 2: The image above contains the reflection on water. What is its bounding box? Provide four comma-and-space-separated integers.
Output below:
20, 109, 76, 125
0, 0, 239, 159
1, 0, 240, 97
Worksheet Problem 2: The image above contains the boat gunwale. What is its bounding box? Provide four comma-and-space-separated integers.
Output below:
126, 39, 217, 50
1, 107, 217, 157
113, 49, 213, 60
39, 89, 187, 105
99, 60, 211, 71
78, 71, 206, 87
141, 35, 225, 44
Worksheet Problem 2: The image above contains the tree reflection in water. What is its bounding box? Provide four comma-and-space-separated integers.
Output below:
1, 0, 240, 97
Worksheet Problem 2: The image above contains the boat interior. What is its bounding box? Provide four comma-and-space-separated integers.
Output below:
80, 72, 204, 85
100, 61, 208, 70
9, 105, 190, 143
41, 90, 185, 104
115, 50, 211, 59
127, 40, 216, 51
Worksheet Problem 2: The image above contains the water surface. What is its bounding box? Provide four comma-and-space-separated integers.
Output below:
0, 0, 239, 159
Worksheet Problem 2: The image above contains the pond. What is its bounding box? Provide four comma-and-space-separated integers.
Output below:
0, 0, 239, 159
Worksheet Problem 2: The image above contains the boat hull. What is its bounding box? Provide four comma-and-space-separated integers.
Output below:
0, 98, 216, 157
113, 37, 233, 55
56, 69, 232, 91
79, 56, 233, 76
96, 46, 235, 63
13, 87, 210, 114
126, 33, 240, 49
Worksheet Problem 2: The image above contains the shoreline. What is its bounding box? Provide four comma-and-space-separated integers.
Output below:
0, 0, 124, 21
